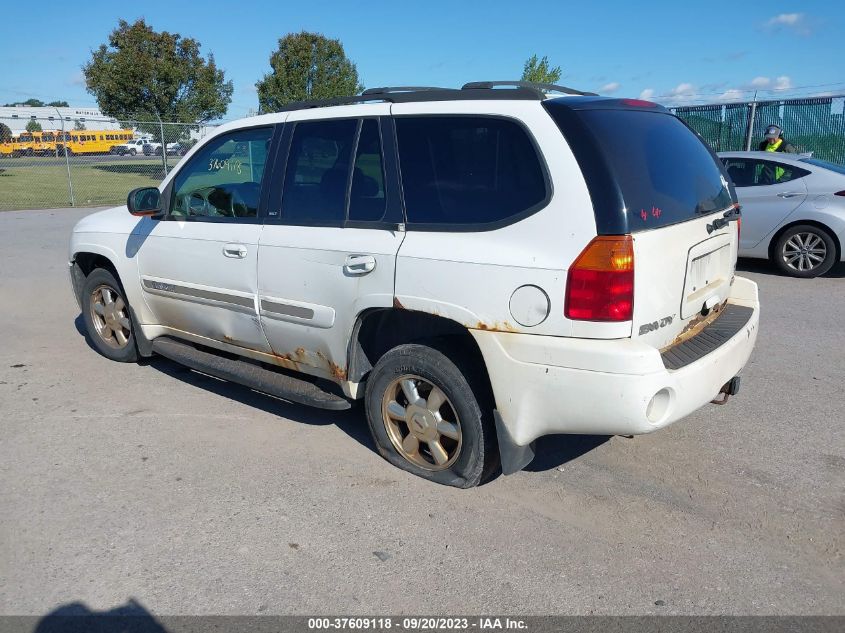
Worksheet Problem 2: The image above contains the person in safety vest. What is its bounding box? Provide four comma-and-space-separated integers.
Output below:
758, 124, 796, 153
757, 124, 797, 183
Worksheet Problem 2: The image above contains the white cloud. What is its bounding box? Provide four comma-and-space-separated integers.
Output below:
668, 82, 695, 97
766, 13, 802, 26
600, 82, 620, 94
68, 71, 85, 87
717, 89, 746, 102
750, 76, 770, 88
764, 13, 812, 35
773, 75, 793, 90
639, 88, 655, 100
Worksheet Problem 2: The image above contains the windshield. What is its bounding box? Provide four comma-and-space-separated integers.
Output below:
799, 157, 845, 176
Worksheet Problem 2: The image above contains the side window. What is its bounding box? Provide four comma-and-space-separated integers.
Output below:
170, 126, 273, 220
349, 119, 386, 222
751, 159, 810, 186
723, 159, 753, 187
281, 119, 357, 225
395, 116, 547, 226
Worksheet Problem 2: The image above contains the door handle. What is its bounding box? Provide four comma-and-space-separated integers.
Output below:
777, 192, 802, 199
223, 243, 248, 258
344, 254, 376, 275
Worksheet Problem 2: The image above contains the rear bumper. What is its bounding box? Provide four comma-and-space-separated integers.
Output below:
472, 276, 760, 447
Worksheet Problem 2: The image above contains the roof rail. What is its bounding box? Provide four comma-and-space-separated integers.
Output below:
275, 94, 391, 112
361, 86, 455, 96
461, 81, 598, 97
272, 81, 596, 113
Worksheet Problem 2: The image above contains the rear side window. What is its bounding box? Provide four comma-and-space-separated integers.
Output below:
282, 119, 357, 225
395, 116, 547, 227
722, 157, 810, 187
544, 102, 733, 233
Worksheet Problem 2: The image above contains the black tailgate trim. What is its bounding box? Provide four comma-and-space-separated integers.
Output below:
661, 304, 754, 371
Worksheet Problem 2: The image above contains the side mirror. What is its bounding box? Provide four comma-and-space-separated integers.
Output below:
127, 187, 162, 217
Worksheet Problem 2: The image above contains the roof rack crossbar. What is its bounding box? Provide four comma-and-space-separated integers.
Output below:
361, 86, 455, 96
461, 81, 598, 97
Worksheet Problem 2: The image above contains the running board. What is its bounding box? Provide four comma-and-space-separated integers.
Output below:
151, 337, 351, 411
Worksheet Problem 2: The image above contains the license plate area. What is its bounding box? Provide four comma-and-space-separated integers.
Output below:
681, 235, 733, 319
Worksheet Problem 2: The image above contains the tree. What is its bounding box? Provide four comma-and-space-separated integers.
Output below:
82, 19, 233, 124
256, 31, 363, 112
521, 55, 562, 85
74, 120, 86, 131
26, 120, 42, 133
2, 98, 69, 107
0, 122, 11, 142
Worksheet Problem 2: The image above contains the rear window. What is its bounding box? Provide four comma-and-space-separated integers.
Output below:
800, 157, 845, 175
544, 101, 733, 233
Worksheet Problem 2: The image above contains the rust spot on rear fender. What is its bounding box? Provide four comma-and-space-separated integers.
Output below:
392, 297, 405, 309
473, 320, 518, 333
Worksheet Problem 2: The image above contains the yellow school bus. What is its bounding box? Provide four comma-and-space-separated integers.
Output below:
57, 129, 135, 155
0, 133, 35, 157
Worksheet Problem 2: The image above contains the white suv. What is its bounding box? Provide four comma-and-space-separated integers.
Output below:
69, 82, 760, 487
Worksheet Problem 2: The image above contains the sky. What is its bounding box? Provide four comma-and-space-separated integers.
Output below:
0, 0, 841, 119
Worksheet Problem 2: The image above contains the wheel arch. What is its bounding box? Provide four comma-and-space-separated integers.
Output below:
347, 308, 495, 404
768, 219, 842, 262
71, 249, 153, 356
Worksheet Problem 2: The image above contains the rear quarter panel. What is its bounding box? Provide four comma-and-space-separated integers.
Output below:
392, 100, 598, 338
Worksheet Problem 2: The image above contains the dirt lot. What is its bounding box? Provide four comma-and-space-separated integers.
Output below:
0, 208, 842, 616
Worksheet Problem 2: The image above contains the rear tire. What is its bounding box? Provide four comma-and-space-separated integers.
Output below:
129, 148, 136, 156
364, 344, 497, 488
773, 224, 837, 278
80, 268, 138, 363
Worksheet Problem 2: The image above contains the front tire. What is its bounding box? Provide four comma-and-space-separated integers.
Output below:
81, 268, 138, 362
774, 224, 837, 278
364, 344, 497, 488
129, 148, 136, 156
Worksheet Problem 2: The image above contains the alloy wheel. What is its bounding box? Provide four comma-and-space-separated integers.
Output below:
381, 375, 462, 471
89, 285, 131, 349
782, 231, 827, 272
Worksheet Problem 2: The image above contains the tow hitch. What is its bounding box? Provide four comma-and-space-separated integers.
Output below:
711, 376, 741, 405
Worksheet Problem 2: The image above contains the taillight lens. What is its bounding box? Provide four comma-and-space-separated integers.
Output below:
565, 235, 634, 321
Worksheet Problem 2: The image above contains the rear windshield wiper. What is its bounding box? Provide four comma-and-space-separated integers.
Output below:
707, 205, 741, 234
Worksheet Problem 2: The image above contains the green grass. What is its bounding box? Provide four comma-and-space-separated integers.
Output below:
0, 157, 179, 211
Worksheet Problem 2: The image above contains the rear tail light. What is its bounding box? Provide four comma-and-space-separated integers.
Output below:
835, 191, 845, 197
565, 235, 634, 321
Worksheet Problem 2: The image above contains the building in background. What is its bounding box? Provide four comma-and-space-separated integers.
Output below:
0, 106, 122, 133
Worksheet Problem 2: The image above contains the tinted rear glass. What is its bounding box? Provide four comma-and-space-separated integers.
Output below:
800, 157, 845, 175
545, 103, 733, 233
395, 116, 548, 227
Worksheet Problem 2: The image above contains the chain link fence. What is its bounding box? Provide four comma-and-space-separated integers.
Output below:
0, 114, 220, 211
672, 95, 845, 163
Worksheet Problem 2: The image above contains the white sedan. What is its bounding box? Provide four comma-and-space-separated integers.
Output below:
719, 151, 845, 277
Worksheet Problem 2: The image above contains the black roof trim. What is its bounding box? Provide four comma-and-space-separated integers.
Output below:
462, 81, 598, 97
361, 86, 455, 95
